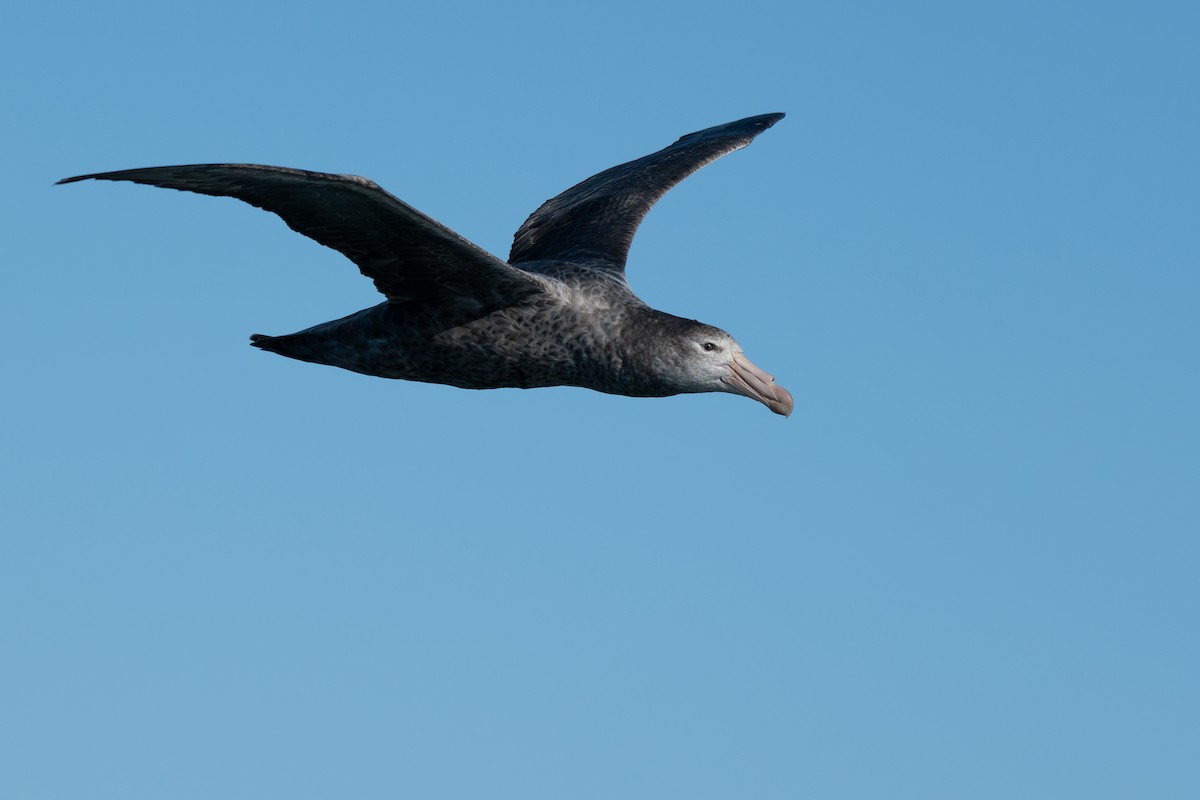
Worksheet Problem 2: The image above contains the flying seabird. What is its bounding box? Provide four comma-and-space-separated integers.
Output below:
59, 113, 793, 416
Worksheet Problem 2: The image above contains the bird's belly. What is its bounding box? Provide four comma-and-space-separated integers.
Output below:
355, 343, 566, 389
309, 306, 579, 389
263, 302, 629, 392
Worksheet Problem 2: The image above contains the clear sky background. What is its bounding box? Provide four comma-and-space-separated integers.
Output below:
3, 1, 1197, 798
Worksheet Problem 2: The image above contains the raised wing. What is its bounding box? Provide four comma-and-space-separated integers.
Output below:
508, 113, 784, 273
58, 164, 543, 310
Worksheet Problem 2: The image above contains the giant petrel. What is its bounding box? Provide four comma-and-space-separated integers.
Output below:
59, 113, 793, 416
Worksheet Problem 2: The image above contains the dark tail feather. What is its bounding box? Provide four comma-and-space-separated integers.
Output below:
249, 333, 298, 357
248, 331, 334, 368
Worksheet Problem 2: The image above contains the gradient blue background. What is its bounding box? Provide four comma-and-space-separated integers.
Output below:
4, 2, 1197, 798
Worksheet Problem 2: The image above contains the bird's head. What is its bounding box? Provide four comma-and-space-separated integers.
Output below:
658, 320, 793, 417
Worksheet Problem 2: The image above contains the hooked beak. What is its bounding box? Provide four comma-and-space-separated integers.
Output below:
722, 353, 794, 417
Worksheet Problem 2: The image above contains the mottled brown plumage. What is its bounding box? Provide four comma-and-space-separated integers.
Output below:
58, 113, 793, 415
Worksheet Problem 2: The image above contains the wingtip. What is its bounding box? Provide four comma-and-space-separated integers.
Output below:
674, 112, 787, 146
56, 169, 144, 186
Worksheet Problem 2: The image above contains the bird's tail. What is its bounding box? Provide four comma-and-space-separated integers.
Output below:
249, 333, 277, 351
249, 332, 311, 360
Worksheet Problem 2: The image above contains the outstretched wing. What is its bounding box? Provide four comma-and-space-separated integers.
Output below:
58, 164, 543, 310
508, 113, 784, 273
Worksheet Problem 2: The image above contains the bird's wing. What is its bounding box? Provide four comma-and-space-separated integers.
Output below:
58, 164, 544, 310
508, 113, 784, 274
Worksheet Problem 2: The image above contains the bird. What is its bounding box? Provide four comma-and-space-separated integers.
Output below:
58, 113, 793, 416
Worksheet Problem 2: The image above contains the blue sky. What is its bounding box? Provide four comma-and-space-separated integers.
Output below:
3, 1, 1197, 798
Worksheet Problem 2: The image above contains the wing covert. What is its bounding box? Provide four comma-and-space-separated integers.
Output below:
508, 113, 784, 273
58, 164, 543, 310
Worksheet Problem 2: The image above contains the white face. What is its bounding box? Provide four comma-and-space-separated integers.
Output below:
669, 325, 793, 416
672, 327, 744, 391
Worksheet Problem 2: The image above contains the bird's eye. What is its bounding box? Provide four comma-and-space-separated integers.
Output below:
702, 342, 717, 352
